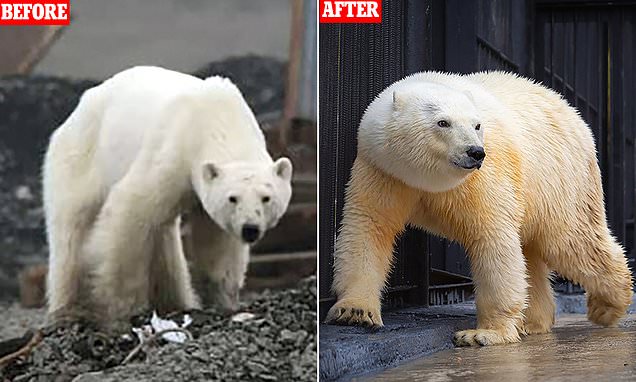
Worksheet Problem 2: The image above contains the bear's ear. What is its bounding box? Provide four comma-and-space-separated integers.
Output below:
203, 163, 220, 181
273, 157, 293, 182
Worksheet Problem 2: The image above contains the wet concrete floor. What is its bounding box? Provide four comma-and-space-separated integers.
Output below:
360, 314, 636, 382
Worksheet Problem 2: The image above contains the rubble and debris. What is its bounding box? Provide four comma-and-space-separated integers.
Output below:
124, 319, 194, 366
0, 329, 43, 369
133, 312, 193, 344
0, 277, 316, 382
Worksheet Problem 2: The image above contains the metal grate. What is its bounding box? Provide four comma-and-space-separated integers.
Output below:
535, 3, 636, 290
319, 0, 433, 315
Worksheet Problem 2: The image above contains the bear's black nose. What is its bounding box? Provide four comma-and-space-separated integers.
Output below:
241, 224, 260, 243
466, 146, 486, 161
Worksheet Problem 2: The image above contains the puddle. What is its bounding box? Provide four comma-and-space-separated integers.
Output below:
358, 315, 636, 382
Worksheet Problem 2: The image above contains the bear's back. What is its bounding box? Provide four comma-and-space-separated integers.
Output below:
53, 66, 267, 189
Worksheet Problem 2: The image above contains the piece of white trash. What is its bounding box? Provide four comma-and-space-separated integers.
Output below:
130, 311, 193, 344
131, 325, 153, 343
231, 312, 256, 323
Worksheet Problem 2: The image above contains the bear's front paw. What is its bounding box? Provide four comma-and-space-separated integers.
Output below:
195, 277, 239, 314
453, 329, 519, 347
324, 297, 382, 328
47, 305, 100, 326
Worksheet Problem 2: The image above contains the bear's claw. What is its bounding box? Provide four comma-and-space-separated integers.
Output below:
453, 329, 517, 347
325, 299, 383, 328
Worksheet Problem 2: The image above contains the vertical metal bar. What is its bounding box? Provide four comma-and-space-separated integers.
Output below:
283, 1, 303, 136
562, 10, 568, 96
550, 11, 555, 88
572, 10, 577, 107
417, 0, 434, 71
612, 10, 625, 243
318, 22, 342, 316
508, 0, 513, 72
406, 0, 429, 73
445, 0, 477, 73
533, 9, 545, 81
599, 13, 607, 200
585, 11, 592, 129
605, 16, 611, 219
632, 9, 636, 276
283, 0, 317, 123
626, 9, 635, 261
406, 0, 433, 306
523, 0, 535, 75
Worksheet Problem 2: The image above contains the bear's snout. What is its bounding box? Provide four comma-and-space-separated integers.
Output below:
453, 146, 486, 170
241, 224, 261, 243
466, 146, 486, 161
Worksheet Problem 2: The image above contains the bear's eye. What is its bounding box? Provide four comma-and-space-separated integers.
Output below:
262, 196, 271, 203
228, 196, 238, 204
437, 120, 450, 128
475, 124, 481, 131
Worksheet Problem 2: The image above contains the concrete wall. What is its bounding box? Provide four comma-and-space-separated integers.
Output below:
34, 0, 291, 78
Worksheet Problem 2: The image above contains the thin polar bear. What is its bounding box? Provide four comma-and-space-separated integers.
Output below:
326, 71, 633, 346
44, 66, 293, 325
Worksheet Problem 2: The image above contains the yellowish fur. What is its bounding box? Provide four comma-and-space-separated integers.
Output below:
326, 72, 634, 346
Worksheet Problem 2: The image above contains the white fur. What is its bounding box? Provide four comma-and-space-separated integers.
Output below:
44, 66, 293, 323
358, 77, 489, 192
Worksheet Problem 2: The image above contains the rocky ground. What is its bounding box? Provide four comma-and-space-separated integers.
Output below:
0, 277, 316, 382
0, 55, 287, 300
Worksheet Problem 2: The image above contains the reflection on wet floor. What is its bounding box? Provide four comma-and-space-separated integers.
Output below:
359, 315, 636, 382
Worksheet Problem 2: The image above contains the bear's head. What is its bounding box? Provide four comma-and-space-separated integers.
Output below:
358, 81, 484, 192
195, 158, 293, 244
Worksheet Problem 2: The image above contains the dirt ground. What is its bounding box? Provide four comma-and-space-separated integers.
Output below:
0, 277, 316, 382
0, 305, 46, 344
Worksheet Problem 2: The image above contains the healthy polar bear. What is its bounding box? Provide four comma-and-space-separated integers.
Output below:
44, 66, 293, 324
326, 71, 634, 346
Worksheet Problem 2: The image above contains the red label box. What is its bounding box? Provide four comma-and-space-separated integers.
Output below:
319, 0, 382, 24
0, 0, 70, 26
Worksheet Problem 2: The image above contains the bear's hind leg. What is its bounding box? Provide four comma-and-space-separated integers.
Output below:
46, 201, 101, 322
150, 217, 200, 314
586, 240, 633, 327
44, 157, 104, 322
557, 237, 633, 327
522, 247, 555, 334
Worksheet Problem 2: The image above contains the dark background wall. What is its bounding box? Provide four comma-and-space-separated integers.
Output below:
319, 0, 636, 316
